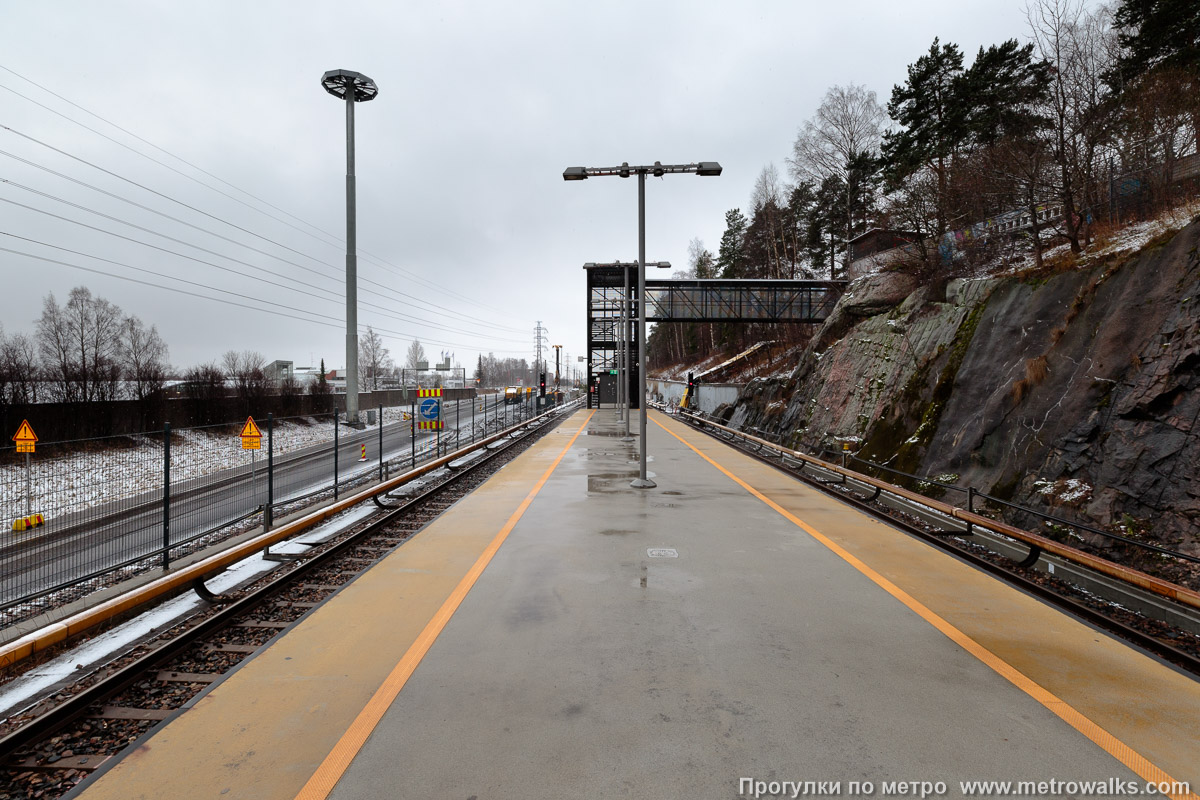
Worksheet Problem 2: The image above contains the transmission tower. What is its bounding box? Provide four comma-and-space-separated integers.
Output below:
534, 321, 549, 378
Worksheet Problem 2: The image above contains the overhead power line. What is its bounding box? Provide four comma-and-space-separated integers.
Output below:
0, 146, 526, 334
0, 236, 530, 354
0, 66, 512, 317
0, 184, 528, 341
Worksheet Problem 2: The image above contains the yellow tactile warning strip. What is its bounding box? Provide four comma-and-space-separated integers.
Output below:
292, 409, 595, 800
654, 414, 1200, 800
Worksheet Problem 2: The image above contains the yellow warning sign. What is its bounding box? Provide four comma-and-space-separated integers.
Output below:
12, 420, 37, 454
240, 416, 262, 450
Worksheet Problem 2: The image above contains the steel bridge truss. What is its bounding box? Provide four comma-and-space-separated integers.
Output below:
643, 278, 843, 323
583, 264, 846, 407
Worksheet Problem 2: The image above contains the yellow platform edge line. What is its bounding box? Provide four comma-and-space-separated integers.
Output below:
293, 410, 595, 800
653, 415, 1198, 800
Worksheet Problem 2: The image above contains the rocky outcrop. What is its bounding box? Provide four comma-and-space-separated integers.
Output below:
728, 219, 1200, 556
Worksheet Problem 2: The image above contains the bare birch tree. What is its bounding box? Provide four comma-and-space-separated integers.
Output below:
789, 85, 886, 186
405, 339, 427, 370
36, 287, 123, 402
1025, 0, 1118, 252
790, 85, 886, 272
120, 315, 170, 401
358, 326, 393, 390
222, 350, 268, 402
0, 326, 39, 404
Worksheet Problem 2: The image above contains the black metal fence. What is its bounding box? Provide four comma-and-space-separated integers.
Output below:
0, 392, 537, 621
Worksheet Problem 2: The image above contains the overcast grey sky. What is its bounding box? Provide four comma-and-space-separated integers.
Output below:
1, 0, 1063, 377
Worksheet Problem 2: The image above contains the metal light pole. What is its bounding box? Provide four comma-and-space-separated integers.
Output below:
322, 69, 379, 428
565, 162, 721, 488
633, 172, 650, 482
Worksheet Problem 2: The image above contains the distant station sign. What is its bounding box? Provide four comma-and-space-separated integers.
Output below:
240, 416, 262, 450
12, 420, 37, 454
418, 387, 443, 430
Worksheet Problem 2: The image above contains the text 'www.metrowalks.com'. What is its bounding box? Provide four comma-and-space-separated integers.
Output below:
738, 777, 1193, 799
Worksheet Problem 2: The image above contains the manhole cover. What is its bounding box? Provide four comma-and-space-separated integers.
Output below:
647, 548, 678, 558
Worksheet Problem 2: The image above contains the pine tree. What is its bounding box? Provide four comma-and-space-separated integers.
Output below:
716, 208, 749, 277
882, 38, 967, 237
958, 40, 1052, 148
1110, 0, 1200, 85
1109, 0, 1200, 147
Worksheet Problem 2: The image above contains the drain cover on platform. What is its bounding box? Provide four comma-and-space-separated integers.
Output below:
647, 548, 678, 558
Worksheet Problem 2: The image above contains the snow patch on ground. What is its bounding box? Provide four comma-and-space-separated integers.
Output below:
0, 407, 423, 525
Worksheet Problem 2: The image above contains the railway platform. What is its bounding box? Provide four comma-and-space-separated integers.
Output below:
71, 408, 1200, 800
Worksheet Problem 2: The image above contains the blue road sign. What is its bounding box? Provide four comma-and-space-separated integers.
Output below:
419, 397, 441, 420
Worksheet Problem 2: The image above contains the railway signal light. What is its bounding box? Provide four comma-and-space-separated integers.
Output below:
539, 372, 546, 396
687, 372, 694, 391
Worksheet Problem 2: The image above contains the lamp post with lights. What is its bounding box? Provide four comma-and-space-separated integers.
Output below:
322, 69, 379, 427
564, 162, 722, 487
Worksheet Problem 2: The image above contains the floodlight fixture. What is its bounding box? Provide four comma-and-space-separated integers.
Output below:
321, 69, 380, 102
562, 162, 723, 180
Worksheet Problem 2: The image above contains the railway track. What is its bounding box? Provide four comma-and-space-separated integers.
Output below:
0, 406, 574, 800
670, 409, 1200, 678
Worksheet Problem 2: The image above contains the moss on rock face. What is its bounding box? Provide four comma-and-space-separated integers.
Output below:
857, 300, 987, 479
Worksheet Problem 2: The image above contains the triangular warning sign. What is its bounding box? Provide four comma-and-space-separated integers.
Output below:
12, 419, 37, 443
240, 417, 262, 438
